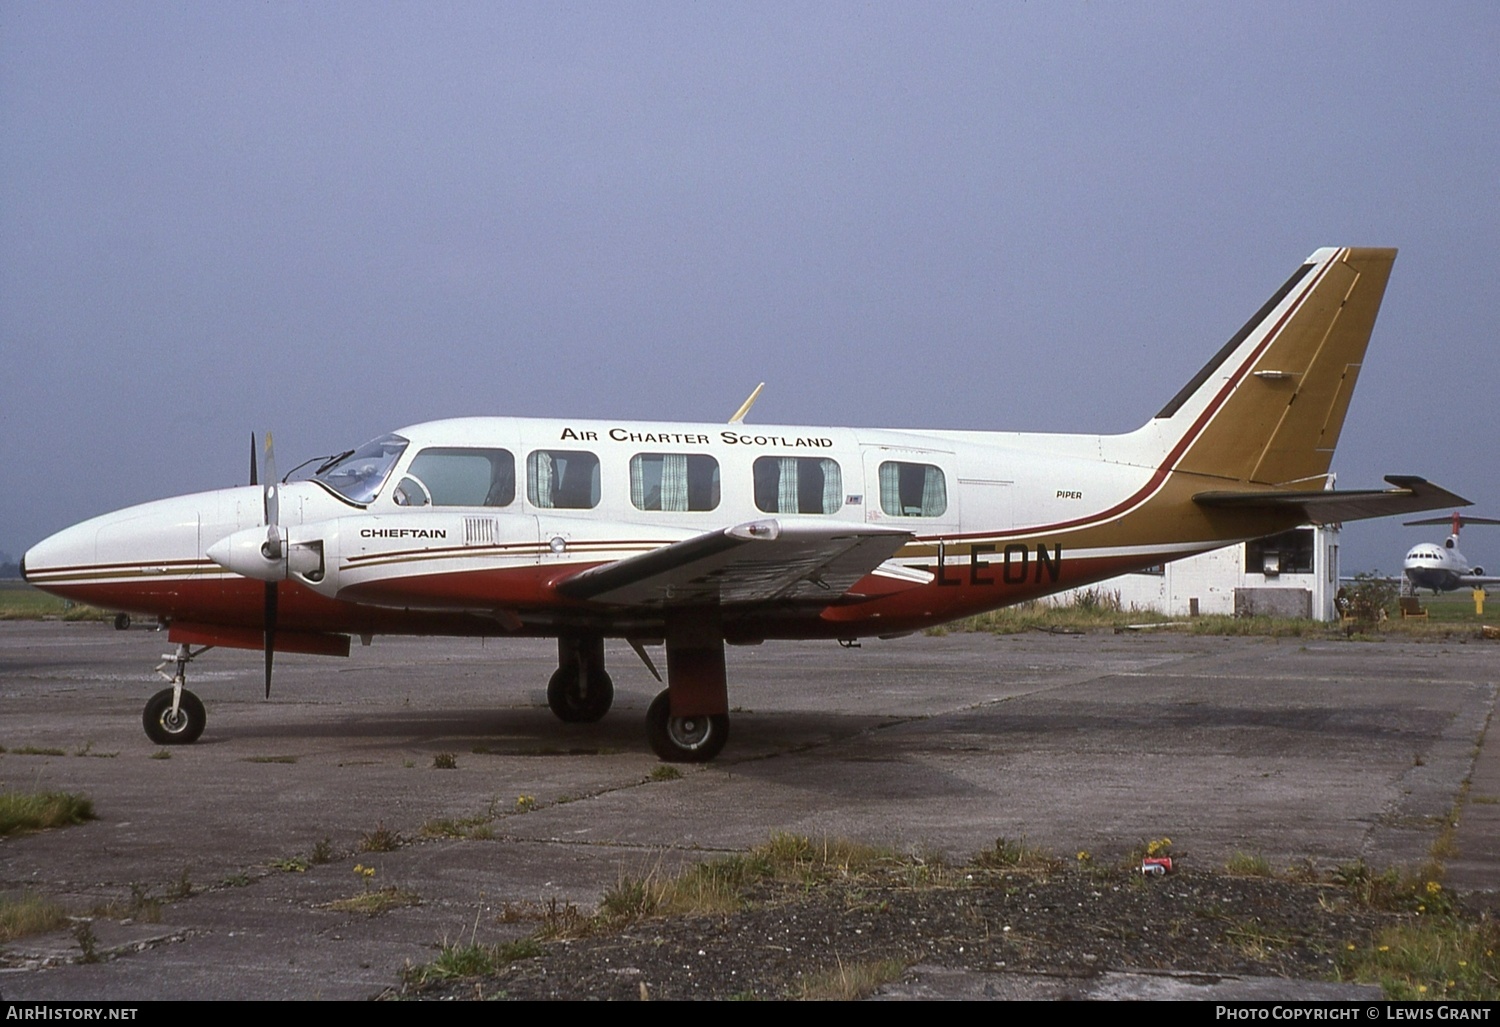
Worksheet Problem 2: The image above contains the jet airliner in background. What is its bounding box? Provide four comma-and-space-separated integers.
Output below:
1403, 513, 1499, 594
23, 247, 1468, 761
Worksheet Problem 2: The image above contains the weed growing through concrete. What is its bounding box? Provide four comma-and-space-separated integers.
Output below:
0, 791, 95, 836
359, 822, 402, 852
71, 920, 100, 963
149, 749, 171, 760
433, 752, 458, 770
0, 892, 70, 942
324, 887, 420, 916
514, 795, 537, 813
311, 838, 334, 864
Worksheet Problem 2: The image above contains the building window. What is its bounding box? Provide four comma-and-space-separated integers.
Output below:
630, 454, 720, 511
1245, 528, 1315, 575
527, 450, 600, 509
753, 457, 843, 514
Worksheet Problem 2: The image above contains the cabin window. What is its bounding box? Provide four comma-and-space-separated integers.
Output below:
630, 454, 720, 512
527, 450, 600, 509
877, 461, 948, 517
394, 447, 515, 507
752, 457, 843, 515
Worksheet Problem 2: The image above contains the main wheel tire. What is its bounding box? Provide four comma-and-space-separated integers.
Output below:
143, 687, 206, 745
113, 612, 131, 631
646, 689, 728, 763
547, 666, 614, 723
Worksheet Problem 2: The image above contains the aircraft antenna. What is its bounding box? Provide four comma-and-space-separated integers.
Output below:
728, 383, 765, 424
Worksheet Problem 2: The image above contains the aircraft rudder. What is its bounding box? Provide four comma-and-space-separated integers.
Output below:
1152, 247, 1397, 486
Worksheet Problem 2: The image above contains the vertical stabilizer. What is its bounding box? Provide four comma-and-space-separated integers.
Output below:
1153, 247, 1397, 487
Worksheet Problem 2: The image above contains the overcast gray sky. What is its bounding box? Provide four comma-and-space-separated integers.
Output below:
3, 2, 1496, 574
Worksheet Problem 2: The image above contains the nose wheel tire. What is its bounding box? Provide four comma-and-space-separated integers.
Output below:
143, 687, 206, 745
646, 689, 728, 763
547, 667, 614, 723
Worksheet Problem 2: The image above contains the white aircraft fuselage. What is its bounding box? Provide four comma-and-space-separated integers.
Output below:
20, 247, 1469, 760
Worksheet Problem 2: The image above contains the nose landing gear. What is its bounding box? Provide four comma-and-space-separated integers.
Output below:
144, 643, 210, 745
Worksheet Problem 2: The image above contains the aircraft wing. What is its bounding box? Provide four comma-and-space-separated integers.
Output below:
1193, 476, 1470, 524
553, 519, 913, 608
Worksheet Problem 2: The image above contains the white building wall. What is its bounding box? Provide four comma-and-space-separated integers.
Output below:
1054, 525, 1341, 620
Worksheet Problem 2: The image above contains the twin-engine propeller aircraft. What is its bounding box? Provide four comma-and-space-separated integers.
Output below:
23, 247, 1469, 761
1402, 513, 1500, 594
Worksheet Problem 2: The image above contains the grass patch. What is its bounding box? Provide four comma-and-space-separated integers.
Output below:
270, 857, 309, 873
243, 754, 298, 764
0, 791, 96, 836
1225, 850, 1274, 877
795, 956, 909, 1000
1341, 917, 1500, 1000
596, 834, 901, 929
149, 749, 172, 760
971, 836, 1062, 873
0, 892, 71, 942
420, 815, 495, 840
649, 765, 683, 782
0, 582, 108, 621
10, 746, 67, 757
324, 887, 421, 915
403, 937, 543, 987
432, 752, 458, 770
311, 838, 335, 864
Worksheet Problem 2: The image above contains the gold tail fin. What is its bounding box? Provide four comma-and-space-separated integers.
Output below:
1161, 247, 1397, 487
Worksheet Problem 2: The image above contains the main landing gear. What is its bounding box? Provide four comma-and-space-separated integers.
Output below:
546, 635, 615, 722
143, 643, 209, 745
544, 621, 732, 763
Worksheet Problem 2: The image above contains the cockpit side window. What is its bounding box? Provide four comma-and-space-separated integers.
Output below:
312, 434, 409, 505
395, 448, 515, 507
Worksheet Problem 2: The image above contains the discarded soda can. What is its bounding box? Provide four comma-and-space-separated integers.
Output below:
1141, 857, 1173, 876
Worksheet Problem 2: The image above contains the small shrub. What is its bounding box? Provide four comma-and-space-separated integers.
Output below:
310, 838, 334, 865
432, 752, 457, 770
359, 822, 402, 852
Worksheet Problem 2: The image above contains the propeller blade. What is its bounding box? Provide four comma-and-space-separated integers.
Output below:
249, 433, 258, 487
263, 580, 277, 699
262, 432, 282, 560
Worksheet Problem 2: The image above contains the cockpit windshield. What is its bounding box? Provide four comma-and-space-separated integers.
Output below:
311, 434, 409, 505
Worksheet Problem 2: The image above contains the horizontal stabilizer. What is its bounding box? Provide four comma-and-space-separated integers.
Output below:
554, 520, 912, 608
1194, 476, 1470, 525
1403, 515, 1500, 527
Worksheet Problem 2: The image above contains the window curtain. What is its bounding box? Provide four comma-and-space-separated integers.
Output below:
777, 457, 800, 513
921, 465, 947, 517
660, 454, 689, 512
820, 459, 841, 514
879, 463, 901, 515
528, 452, 554, 508
629, 455, 649, 509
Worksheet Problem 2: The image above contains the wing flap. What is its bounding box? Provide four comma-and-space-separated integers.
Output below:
553, 519, 913, 607
1194, 475, 1470, 524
